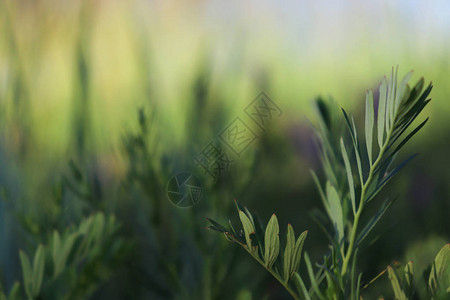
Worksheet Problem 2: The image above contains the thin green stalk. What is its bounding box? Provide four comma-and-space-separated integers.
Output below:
243, 247, 301, 300
341, 129, 393, 276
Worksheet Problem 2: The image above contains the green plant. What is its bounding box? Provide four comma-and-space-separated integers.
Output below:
385, 244, 450, 300
207, 67, 448, 299
0, 213, 125, 300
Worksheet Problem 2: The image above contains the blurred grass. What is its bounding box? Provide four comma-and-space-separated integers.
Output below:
1, 0, 449, 160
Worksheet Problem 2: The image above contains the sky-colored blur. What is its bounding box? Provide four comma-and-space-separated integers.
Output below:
0, 0, 449, 159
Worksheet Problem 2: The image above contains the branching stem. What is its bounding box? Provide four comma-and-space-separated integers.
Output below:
242, 245, 301, 300
341, 127, 393, 276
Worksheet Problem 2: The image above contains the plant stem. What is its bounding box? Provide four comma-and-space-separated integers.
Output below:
245, 247, 301, 300
341, 130, 393, 276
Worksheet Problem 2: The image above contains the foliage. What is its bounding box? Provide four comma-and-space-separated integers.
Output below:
207, 68, 449, 299
385, 244, 450, 300
0, 213, 124, 300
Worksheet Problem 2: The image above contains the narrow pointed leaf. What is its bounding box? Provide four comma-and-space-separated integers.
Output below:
239, 210, 256, 253
365, 90, 374, 164
378, 77, 388, 148
264, 214, 280, 268
32, 245, 45, 297
52, 231, 61, 276
294, 273, 312, 300
19, 251, 32, 299
395, 70, 413, 113
389, 66, 399, 127
403, 77, 424, 108
356, 273, 362, 300
284, 224, 295, 282
58, 232, 79, 274
292, 231, 308, 279
304, 253, 326, 300
351, 116, 364, 183
253, 214, 266, 251
326, 183, 344, 242
367, 154, 417, 203
8, 282, 21, 300
342, 108, 356, 144
340, 139, 356, 215
388, 266, 407, 300
405, 261, 414, 288
390, 118, 428, 158
429, 243, 450, 292
357, 197, 394, 245
206, 218, 230, 234
310, 170, 330, 214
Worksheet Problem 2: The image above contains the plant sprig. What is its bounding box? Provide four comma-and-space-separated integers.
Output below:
207, 67, 436, 299
207, 201, 308, 300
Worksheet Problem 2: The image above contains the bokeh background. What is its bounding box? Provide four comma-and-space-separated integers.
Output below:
0, 0, 449, 299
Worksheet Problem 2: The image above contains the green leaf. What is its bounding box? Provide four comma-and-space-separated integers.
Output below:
283, 224, 296, 282
252, 214, 266, 251
365, 90, 374, 164
310, 170, 330, 214
404, 261, 414, 288
294, 273, 312, 300
387, 266, 407, 300
57, 232, 79, 275
356, 273, 362, 300
32, 245, 45, 297
357, 198, 394, 245
19, 251, 32, 299
388, 66, 399, 129
292, 231, 308, 277
52, 231, 61, 276
206, 218, 229, 234
8, 282, 21, 300
264, 214, 280, 268
395, 82, 432, 129
304, 253, 326, 300
350, 116, 364, 183
284, 227, 308, 283
351, 248, 359, 300
395, 70, 413, 114
326, 183, 344, 242
389, 118, 428, 158
429, 244, 450, 292
340, 138, 356, 215
239, 210, 257, 254
367, 154, 417, 203
378, 77, 388, 148
402, 77, 424, 110
341, 109, 353, 141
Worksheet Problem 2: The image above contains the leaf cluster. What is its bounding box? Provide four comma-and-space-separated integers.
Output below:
207, 201, 307, 299
385, 244, 450, 299
0, 213, 124, 300
207, 67, 443, 300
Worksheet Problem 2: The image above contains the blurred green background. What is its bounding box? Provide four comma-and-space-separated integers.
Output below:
0, 0, 449, 299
